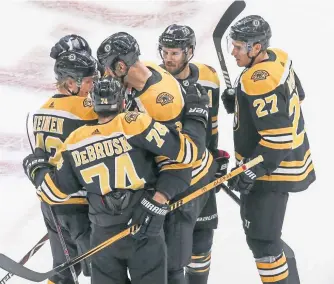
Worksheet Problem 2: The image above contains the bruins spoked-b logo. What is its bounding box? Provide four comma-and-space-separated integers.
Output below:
156, 92, 174, 106
83, 97, 93, 107
125, 112, 140, 123
251, 70, 269, 82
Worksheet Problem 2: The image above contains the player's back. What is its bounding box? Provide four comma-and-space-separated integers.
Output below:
59, 111, 197, 226
33, 94, 98, 164
33, 94, 98, 205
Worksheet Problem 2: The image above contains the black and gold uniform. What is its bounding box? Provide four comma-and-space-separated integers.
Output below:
33, 94, 97, 283
232, 46, 315, 284
169, 62, 221, 283
35, 111, 202, 284
233, 48, 315, 191
158, 23, 225, 284
127, 62, 215, 197
126, 62, 218, 283
32, 48, 99, 284
94, 32, 217, 284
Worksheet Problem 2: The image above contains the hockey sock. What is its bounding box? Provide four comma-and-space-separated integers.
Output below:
255, 252, 289, 283
185, 251, 211, 284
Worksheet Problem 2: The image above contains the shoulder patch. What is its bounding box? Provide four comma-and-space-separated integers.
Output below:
83, 97, 93, 107
251, 70, 270, 82
124, 112, 140, 123
156, 92, 174, 106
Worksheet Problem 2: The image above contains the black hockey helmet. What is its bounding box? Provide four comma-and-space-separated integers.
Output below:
91, 77, 124, 115
50, 34, 92, 59
229, 15, 271, 51
54, 51, 98, 84
97, 32, 140, 71
159, 24, 196, 51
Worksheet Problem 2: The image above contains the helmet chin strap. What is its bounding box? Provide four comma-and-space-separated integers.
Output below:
65, 78, 82, 96
112, 62, 131, 85
67, 87, 80, 96
246, 49, 262, 68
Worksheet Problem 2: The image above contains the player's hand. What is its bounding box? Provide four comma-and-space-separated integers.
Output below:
22, 149, 51, 187
221, 88, 235, 114
184, 83, 210, 128
228, 159, 267, 194
129, 191, 170, 240
213, 149, 230, 193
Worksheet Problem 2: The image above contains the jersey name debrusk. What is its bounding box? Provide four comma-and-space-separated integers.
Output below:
37, 112, 199, 205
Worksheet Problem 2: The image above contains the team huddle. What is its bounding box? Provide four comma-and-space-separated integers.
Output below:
22, 14, 315, 284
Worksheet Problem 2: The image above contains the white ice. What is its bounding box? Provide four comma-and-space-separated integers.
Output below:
0, 0, 332, 283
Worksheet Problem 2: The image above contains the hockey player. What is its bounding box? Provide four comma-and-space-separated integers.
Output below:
158, 24, 230, 284
221, 15, 316, 284
23, 76, 210, 284
97, 32, 219, 284
33, 39, 98, 283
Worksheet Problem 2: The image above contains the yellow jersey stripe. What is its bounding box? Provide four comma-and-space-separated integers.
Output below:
259, 139, 292, 150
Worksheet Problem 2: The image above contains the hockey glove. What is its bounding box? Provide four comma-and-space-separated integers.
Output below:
212, 149, 230, 193
184, 84, 210, 128
221, 88, 235, 114
228, 159, 267, 194
129, 191, 170, 240
22, 149, 52, 187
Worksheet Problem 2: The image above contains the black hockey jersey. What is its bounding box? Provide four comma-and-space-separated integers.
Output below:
37, 112, 200, 205
126, 62, 214, 199
233, 48, 315, 192
33, 94, 98, 205
173, 62, 220, 153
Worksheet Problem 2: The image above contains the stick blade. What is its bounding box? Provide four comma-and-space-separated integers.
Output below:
0, 254, 51, 282
213, 0, 246, 38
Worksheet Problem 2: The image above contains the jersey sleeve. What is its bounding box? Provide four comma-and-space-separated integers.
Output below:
37, 140, 85, 205
242, 85, 293, 174
132, 114, 198, 165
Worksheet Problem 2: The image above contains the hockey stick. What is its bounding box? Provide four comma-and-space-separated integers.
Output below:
0, 155, 263, 282
48, 207, 79, 283
25, 112, 80, 283
0, 234, 48, 284
213, 0, 246, 88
